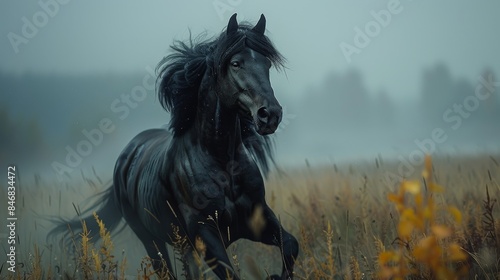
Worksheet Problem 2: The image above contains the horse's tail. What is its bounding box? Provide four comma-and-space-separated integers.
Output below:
47, 185, 125, 251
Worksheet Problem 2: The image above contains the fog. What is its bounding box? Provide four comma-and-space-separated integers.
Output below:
1, 2, 500, 276
1, 1, 500, 181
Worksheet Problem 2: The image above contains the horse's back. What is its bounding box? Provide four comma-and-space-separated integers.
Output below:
114, 128, 172, 182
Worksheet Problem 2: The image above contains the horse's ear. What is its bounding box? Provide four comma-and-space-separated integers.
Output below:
252, 14, 266, 35
227, 13, 238, 35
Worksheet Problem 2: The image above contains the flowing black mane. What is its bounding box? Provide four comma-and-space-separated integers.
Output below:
156, 23, 285, 174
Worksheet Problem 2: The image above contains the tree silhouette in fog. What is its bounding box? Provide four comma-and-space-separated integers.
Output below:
419, 63, 500, 125
298, 68, 395, 134
479, 68, 500, 120
0, 71, 165, 168
420, 63, 455, 120
375, 89, 395, 126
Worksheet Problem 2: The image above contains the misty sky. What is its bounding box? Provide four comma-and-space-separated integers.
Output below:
1, 1, 499, 101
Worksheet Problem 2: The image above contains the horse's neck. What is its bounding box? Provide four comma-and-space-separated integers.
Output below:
195, 88, 241, 160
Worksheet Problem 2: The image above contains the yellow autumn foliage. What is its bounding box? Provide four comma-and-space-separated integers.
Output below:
378, 155, 468, 279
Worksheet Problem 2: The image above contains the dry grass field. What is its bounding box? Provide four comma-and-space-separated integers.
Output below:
1, 154, 499, 279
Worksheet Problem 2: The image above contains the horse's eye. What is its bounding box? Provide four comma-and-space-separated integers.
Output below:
230, 61, 240, 68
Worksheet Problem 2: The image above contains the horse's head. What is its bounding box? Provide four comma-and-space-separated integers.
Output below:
214, 14, 284, 135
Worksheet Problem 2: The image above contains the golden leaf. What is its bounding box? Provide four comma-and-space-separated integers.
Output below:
431, 225, 452, 239
415, 193, 423, 207
388, 193, 402, 203
412, 245, 427, 261
402, 180, 421, 194
413, 236, 435, 261
448, 206, 462, 224
418, 236, 435, 250
448, 243, 468, 261
388, 193, 405, 212
423, 206, 433, 219
424, 155, 432, 178
401, 208, 418, 223
422, 169, 429, 179
379, 251, 394, 264
429, 182, 445, 193
398, 220, 414, 239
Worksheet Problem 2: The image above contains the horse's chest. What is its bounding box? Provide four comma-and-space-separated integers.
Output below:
222, 182, 254, 219
223, 179, 242, 198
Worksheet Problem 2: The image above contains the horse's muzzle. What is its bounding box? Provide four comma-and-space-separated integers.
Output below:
255, 105, 282, 135
237, 93, 282, 135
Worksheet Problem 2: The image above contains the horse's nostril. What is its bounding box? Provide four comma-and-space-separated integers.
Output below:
257, 107, 270, 122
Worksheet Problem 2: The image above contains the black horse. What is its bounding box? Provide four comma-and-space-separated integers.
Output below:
49, 14, 298, 279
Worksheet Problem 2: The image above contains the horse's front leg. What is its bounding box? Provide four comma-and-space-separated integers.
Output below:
186, 191, 239, 280
246, 203, 299, 280
198, 224, 239, 280
235, 159, 299, 279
